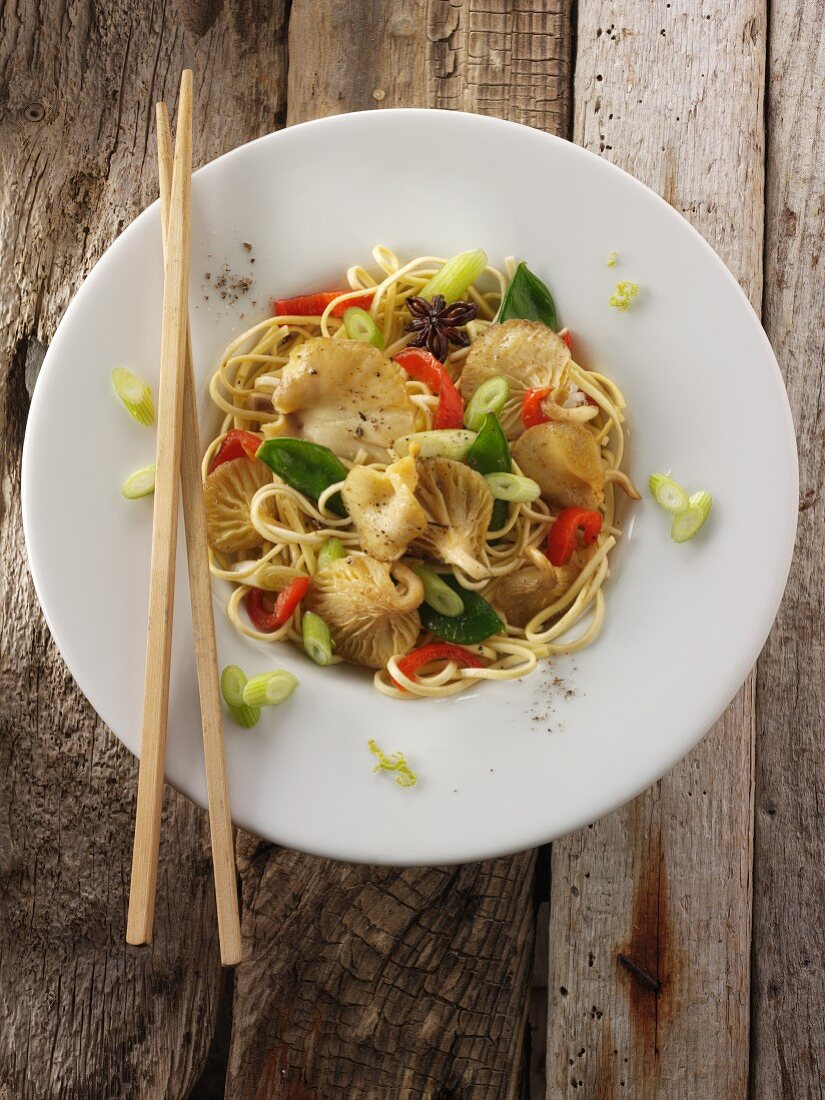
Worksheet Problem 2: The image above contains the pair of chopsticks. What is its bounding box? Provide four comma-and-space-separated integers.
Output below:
126, 70, 242, 966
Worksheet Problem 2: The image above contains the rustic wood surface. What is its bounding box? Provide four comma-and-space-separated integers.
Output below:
751, 1, 825, 1095
0, 1, 821, 1098
546, 2, 764, 1096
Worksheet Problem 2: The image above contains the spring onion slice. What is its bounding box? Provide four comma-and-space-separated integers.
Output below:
484, 472, 540, 502
220, 665, 260, 728
242, 670, 300, 708
419, 249, 488, 303
317, 538, 346, 570
302, 611, 334, 666
368, 739, 417, 788
464, 375, 510, 431
394, 429, 476, 461
411, 565, 464, 617
671, 491, 713, 543
112, 367, 155, 426
343, 306, 385, 348
648, 473, 689, 514
121, 465, 156, 499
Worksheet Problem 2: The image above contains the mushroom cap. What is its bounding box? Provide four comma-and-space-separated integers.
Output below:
409, 456, 493, 580
204, 457, 272, 553
458, 319, 571, 439
511, 421, 604, 510
266, 337, 416, 462
341, 455, 428, 562
304, 556, 424, 669
490, 560, 580, 628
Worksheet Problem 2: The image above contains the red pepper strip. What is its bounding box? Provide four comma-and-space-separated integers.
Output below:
561, 329, 573, 350
208, 429, 263, 474
394, 642, 485, 690
521, 387, 552, 429
394, 347, 465, 430
272, 291, 373, 318
547, 507, 603, 567
246, 577, 310, 632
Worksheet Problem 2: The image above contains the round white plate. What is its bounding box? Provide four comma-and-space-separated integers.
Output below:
22, 110, 797, 865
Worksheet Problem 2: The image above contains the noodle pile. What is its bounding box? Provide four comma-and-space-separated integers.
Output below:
205, 247, 629, 699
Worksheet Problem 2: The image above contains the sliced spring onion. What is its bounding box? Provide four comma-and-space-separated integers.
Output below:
464, 375, 510, 431
368, 739, 417, 788
242, 669, 300, 708
317, 538, 346, 570
609, 281, 640, 312
220, 665, 260, 728
302, 611, 334, 666
671, 491, 713, 543
648, 473, 690, 514
411, 565, 465, 617
121, 465, 156, 499
343, 306, 385, 348
484, 472, 540, 502
112, 367, 155, 426
394, 429, 476, 461
419, 249, 488, 303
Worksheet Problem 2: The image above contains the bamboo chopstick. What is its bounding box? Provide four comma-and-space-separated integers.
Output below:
156, 100, 242, 966
127, 69, 193, 948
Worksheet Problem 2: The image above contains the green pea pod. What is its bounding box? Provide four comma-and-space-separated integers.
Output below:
466, 413, 511, 532
497, 261, 558, 330
256, 438, 348, 516
419, 574, 504, 645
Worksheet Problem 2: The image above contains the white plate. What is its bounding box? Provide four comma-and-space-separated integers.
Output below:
22, 110, 797, 865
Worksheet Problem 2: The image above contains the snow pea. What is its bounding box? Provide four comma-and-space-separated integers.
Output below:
256, 438, 348, 516
466, 413, 511, 532
497, 261, 558, 330
419, 575, 504, 645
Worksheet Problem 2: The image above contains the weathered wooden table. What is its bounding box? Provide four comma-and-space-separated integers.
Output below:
1, 2, 821, 1097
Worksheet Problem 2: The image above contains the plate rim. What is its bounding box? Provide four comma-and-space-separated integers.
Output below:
21, 108, 799, 864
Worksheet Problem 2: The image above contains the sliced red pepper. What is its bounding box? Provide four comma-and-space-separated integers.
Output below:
208, 429, 264, 474
272, 291, 374, 318
394, 642, 485, 689
246, 577, 310, 632
561, 329, 573, 350
394, 347, 465, 430
521, 387, 552, 429
547, 507, 603, 567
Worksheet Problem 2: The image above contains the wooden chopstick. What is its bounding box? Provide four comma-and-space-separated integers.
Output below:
155, 100, 242, 965
126, 69, 193, 948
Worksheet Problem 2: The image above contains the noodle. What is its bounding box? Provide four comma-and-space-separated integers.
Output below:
206, 246, 631, 699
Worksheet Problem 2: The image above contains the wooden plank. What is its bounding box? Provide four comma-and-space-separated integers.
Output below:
0, 3, 287, 1096
750, 2, 825, 1095
547, 3, 765, 1096
225, 3, 573, 1097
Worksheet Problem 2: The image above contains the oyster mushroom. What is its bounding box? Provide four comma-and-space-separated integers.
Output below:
458, 319, 571, 438
409, 456, 493, 580
265, 336, 416, 462
490, 557, 580, 628
304, 556, 424, 668
511, 421, 604, 511
204, 457, 272, 553
341, 455, 428, 562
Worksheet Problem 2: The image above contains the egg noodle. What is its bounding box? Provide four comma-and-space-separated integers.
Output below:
205, 246, 628, 699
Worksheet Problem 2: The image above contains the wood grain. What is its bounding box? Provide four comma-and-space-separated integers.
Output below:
547, 3, 765, 1096
224, 3, 573, 1097
751, 1, 825, 1095
0, 2, 287, 1096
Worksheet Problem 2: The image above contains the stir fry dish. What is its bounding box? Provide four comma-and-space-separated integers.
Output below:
202, 247, 640, 699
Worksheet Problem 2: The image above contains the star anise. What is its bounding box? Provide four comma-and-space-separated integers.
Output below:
405, 294, 478, 362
